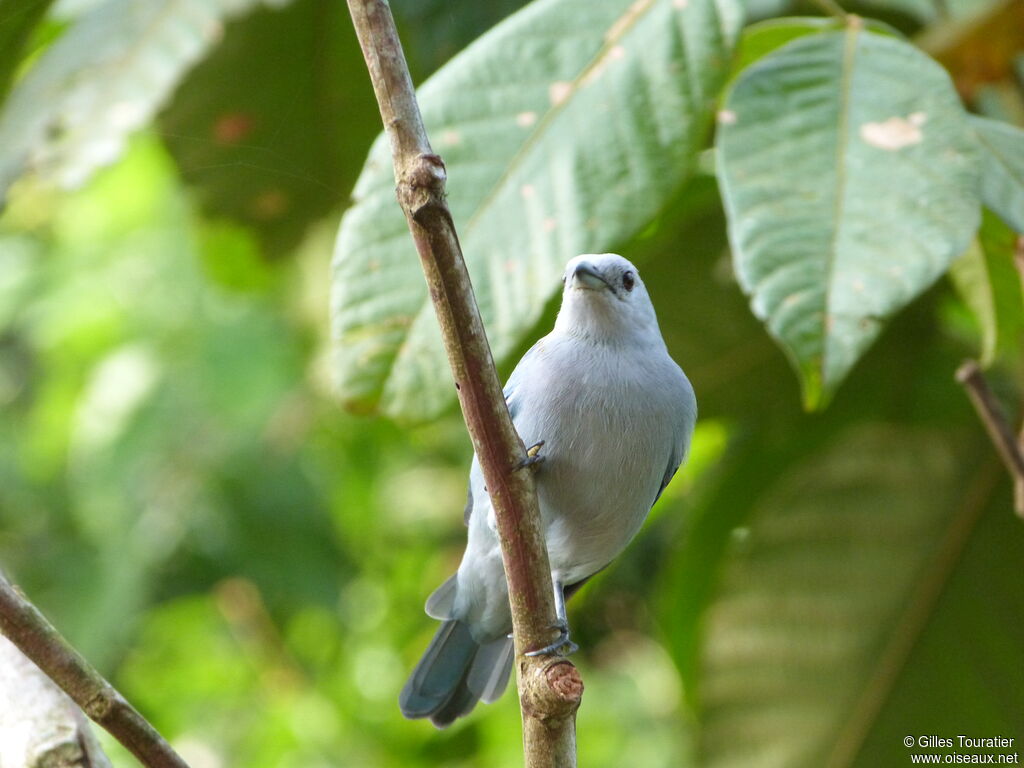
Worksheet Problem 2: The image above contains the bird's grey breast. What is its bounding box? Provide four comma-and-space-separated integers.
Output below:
510, 336, 690, 580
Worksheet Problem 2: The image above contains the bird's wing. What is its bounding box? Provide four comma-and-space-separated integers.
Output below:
653, 449, 682, 506
463, 483, 474, 526
463, 342, 543, 526
652, 382, 696, 506
502, 341, 542, 421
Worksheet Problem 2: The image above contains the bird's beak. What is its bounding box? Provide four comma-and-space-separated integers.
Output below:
571, 262, 610, 291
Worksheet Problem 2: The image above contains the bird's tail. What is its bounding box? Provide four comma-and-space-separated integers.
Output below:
399, 619, 514, 728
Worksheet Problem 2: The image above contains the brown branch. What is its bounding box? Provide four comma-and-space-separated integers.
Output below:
343, 0, 581, 764
0, 572, 191, 768
955, 360, 1024, 518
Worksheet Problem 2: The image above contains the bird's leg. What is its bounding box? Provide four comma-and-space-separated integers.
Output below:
525, 579, 578, 656
514, 440, 546, 471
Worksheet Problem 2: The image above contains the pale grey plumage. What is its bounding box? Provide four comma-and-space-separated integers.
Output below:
399, 254, 696, 727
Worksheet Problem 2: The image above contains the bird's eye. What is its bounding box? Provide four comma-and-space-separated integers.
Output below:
622, 271, 635, 291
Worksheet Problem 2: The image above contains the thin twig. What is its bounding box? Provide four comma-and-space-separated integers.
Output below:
344, 1, 581, 765
955, 360, 1024, 518
0, 572, 191, 768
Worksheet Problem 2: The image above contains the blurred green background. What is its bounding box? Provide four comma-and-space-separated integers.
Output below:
0, 0, 1022, 766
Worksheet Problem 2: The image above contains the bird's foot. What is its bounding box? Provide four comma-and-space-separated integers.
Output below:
515, 440, 546, 471
524, 620, 578, 657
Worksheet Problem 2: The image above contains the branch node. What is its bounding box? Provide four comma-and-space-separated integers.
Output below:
545, 659, 584, 702
520, 658, 583, 723
399, 153, 447, 221
83, 689, 117, 721
954, 359, 981, 385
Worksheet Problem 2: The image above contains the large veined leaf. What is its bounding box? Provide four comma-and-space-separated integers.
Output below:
692, 426, 1022, 767
970, 115, 1024, 233
0, 0, 286, 203
716, 27, 980, 409
332, 0, 743, 421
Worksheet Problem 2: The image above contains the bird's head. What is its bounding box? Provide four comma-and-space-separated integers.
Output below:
554, 254, 662, 346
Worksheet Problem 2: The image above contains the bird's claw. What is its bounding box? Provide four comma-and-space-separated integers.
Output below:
524, 621, 578, 657
515, 441, 546, 471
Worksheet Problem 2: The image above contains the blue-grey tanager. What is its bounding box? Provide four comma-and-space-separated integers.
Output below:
399, 253, 697, 727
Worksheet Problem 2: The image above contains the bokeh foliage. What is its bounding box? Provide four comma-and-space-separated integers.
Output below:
0, 1, 1021, 767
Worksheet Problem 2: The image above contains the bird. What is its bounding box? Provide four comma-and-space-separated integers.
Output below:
399, 253, 697, 727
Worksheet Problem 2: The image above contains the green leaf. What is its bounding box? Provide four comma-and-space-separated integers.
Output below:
159, 0, 375, 256
733, 16, 902, 79
716, 27, 980, 409
949, 209, 1024, 366
160, 0, 528, 257
970, 115, 1024, 233
734, 17, 841, 74
332, 0, 743, 421
0, 0, 281, 203
692, 426, 1021, 767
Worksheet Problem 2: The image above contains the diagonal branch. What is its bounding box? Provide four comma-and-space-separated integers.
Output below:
0, 572, 191, 768
343, 1, 582, 764
955, 360, 1024, 518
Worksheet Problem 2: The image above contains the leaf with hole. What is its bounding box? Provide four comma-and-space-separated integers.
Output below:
717, 27, 980, 409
